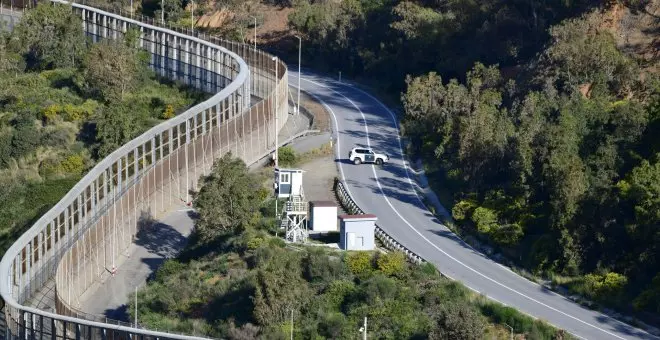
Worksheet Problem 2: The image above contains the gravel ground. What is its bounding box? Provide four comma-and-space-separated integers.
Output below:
299, 154, 337, 202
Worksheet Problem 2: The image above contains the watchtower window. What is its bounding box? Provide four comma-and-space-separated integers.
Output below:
280, 173, 290, 184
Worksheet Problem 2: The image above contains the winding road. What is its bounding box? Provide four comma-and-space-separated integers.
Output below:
288, 69, 659, 340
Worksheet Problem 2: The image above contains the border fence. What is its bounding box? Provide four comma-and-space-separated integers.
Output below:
0, 1, 288, 338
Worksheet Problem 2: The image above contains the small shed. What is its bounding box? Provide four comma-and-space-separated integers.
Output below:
339, 214, 377, 251
274, 168, 304, 198
309, 201, 338, 232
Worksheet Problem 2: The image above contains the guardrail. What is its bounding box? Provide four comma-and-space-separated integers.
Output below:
333, 178, 424, 264
0, 1, 288, 338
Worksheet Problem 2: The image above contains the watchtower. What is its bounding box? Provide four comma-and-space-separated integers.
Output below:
275, 168, 308, 243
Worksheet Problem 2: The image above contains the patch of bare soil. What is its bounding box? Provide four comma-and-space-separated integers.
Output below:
612, 1, 660, 73
196, 8, 234, 29
254, 3, 293, 44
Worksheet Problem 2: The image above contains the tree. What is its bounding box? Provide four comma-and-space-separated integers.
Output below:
252, 249, 313, 326
83, 33, 148, 102
14, 3, 86, 70
10, 114, 40, 160
428, 301, 485, 340
95, 102, 145, 157
0, 35, 23, 74
192, 153, 262, 242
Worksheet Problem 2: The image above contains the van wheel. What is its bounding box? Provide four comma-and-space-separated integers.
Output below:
375, 159, 383, 165
353, 158, 362, 165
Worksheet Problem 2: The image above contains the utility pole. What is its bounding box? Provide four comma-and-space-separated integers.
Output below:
134, 286, 138, 327
160, 0, 164, 24
295, 36, 301, 115
290, 309, 294, 340
190, 0, 194, 32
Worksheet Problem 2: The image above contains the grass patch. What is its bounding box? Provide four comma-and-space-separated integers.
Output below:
278, 141, 333, 168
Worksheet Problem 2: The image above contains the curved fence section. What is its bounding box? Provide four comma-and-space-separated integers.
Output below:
0, 1, 288, 339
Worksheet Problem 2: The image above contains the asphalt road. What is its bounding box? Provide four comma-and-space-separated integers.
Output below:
287, 69, 659, 340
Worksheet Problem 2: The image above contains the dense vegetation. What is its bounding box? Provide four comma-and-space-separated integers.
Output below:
132, 153, 568, 339
280, 0, 660, 319
0, 3, 204, 255
399, 10, 660, 317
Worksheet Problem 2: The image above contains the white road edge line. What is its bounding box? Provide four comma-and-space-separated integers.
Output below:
292, 74, 632, 340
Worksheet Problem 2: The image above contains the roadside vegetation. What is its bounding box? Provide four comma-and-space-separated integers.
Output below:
131, 153, 569, 339
398, 9, 660, 320
0, 3, 205, 256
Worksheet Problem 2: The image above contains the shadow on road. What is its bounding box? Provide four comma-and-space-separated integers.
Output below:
104, 304, 129, 323
134, 215, 188, 259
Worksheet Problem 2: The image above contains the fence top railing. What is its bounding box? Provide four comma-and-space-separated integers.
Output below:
0, 1, 271, 338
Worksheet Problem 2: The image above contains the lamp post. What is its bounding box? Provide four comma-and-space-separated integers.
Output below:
272, 56, 279, 219
294, 35, 301, 115
190, 0, 194, 32
134, 286, 138, 326
359, 317, 367, 340
290, 309, 294, 340
160, 0, 164, 24
504, 323, 513, 340
271, 56, 279, 168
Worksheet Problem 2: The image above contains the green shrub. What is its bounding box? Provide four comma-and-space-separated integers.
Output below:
345, 251, 373, 276
60, 153, 85, 175
633, 273, 660, 313
161, 104, 175, 119
452, 200, 477, 221
323, 280, 356, 309
246, 236, 265, 250
376, 251, 406, 276
479, 301, 557, 339
583, 272, 628, 301
39, 157, 61, 178
277, 146, 296, 166
155, 260, 187, 282
471, 206, 498, 234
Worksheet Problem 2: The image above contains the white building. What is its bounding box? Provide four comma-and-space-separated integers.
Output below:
309, 201, 338, 232
339, 214, 377, 251
274, 168, 304, 198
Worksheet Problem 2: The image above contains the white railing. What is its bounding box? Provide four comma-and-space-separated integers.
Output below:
0, 1, 288, 338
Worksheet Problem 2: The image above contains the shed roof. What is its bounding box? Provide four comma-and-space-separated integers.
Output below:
311, 200, 337, 207
339, 214, 377, 220
275, 167, 305, 173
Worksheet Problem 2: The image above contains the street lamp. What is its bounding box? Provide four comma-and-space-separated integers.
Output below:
271, 56, 279, 168
294, 35, 301, 115
358, 317, 367, 340
271, 56, 279, 220
504, 323, 513, 340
